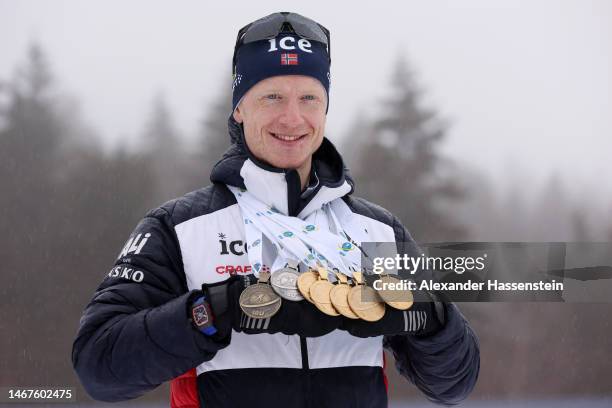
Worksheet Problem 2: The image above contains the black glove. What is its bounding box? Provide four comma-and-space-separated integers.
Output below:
241, 295, 341, 337
192, 275, 246, 342
340, 290, 446, 338
202, 275, 341, 338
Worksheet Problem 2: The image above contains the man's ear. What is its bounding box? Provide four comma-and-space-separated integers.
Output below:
233, 107, 243, 124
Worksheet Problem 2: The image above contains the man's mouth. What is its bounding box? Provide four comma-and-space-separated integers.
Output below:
270, 132, 308, 142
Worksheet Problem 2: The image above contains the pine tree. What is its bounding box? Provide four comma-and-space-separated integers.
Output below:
197, 74, 232, 179
529, 174, 572, 241
0, 42, 90, 386
175, 73, 233, 193
0, 44, 65, 188
0, 43, 72, 267
141, 93, 187, 201
0, 43, 159, 388
347, 57, 466, 242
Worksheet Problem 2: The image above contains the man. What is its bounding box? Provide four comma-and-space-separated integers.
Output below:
72, 12, 479, 407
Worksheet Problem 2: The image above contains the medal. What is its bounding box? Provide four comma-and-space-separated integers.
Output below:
297, 269, 319, 303
330, 272, 359, 319
309, 266, 340, 316
271, 265, 304, 301
376, 274, 413, 310
348, 271, 385, 322
239, 271, 282, 319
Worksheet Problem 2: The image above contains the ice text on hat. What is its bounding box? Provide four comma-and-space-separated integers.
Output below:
268, 36, 313, 53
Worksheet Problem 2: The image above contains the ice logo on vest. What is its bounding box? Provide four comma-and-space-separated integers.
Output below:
118, 233, 151, 259
219, 232, 247, 256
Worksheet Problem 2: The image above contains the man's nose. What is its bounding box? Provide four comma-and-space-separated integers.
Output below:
278, 98, 304, 127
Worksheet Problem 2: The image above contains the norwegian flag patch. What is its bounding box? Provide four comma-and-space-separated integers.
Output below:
281, 53, 298, 65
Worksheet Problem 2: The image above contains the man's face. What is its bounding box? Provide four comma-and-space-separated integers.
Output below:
233, 75, 327, 171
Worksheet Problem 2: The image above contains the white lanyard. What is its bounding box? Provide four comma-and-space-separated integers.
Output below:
327, 199, 379, 272
229, 186, 362, 278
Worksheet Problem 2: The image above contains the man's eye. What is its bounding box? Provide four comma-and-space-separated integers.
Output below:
265, 94, 280, 100
302, 95, 316, 101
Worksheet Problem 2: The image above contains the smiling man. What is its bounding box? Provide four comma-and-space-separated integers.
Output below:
234, 75, 327, 189
72, 12, 479, 408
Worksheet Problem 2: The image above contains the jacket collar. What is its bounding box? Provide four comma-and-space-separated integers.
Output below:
210, 116, 354, 218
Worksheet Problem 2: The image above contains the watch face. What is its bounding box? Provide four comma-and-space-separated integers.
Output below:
193, 304, 210, 327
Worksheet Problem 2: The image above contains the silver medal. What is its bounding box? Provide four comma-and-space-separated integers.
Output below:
271, 267, 304, 301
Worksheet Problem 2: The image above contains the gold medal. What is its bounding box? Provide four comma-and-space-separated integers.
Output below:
348, 271, 385, 322
375, 274, 413, 310
239, 271, 282, 319
297, 269, 319, 303
330, 272, 359, 319
309, 267, 340, 316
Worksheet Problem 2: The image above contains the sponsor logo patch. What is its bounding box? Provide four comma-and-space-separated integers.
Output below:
107, 266, 145, 283
118, 233, 151, 259
216, 264, 252, 275
218, 232, 247, 255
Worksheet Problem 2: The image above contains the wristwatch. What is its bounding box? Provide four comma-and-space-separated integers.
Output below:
191, 295, 218, 336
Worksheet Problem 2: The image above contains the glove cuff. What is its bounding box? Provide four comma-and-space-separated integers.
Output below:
201, 276, 239, 317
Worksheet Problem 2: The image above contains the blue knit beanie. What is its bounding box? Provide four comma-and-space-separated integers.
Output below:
232, 32, 330, 112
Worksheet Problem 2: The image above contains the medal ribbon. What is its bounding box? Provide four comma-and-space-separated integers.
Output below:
229, 186, 362, 278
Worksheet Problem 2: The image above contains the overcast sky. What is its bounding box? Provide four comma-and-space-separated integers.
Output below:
1, 0, 611, 200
